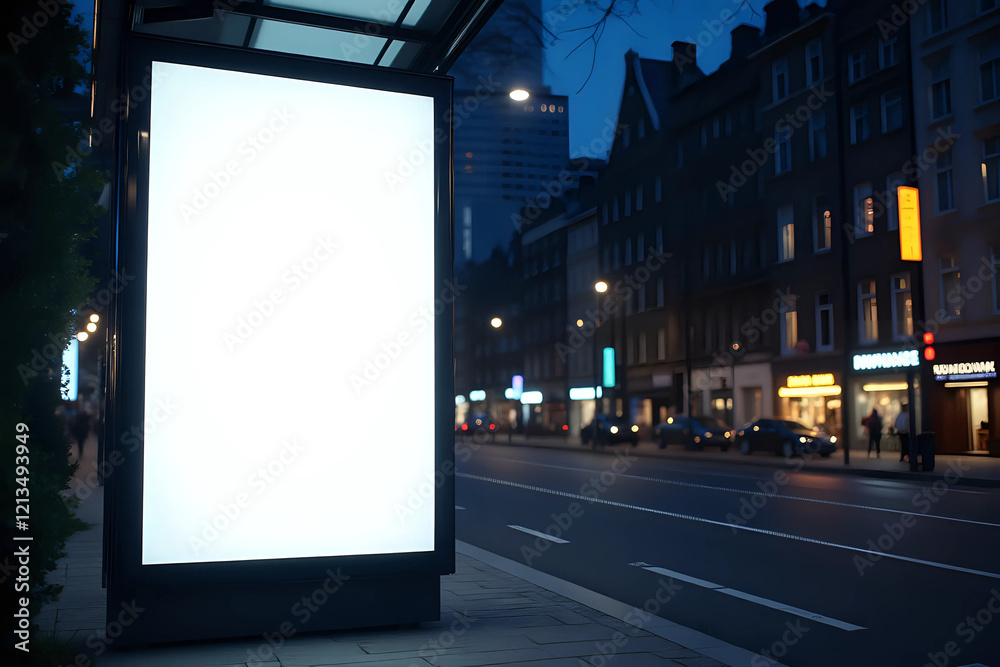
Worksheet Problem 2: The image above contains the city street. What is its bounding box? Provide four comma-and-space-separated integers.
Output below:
456, 441, 1000, 666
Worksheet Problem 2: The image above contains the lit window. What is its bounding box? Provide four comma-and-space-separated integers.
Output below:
859, 280, 878, 343
891, 274, 913, 340
778, 204, 795, 262
780, 296, 798, 354
854, 183, 874, 237
814, 196, 831, 252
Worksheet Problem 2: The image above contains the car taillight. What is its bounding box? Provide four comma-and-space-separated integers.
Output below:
562, 424, 568, 431
461, 424, 468, 431
489, 424, 495, 430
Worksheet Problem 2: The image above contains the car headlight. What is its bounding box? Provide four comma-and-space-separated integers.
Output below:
705, 432, 711, 438
610, 426, 619, 434
694, 436, 701, 443
724, 431, 731, 438
799, 436, 807, 443
830, 436, 837, 443
631, 425, 639, 433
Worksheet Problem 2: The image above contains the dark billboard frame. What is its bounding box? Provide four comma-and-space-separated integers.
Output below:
106, 33, 454, 644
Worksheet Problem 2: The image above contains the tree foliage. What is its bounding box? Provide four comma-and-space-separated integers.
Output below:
2, 1, 103, 661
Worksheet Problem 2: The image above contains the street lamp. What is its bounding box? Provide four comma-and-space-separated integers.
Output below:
594, 281, 608, 294
490, 317, 502, 329
509, 89, 529, 102
89, 313, 100, 323
592, 281, 609, 418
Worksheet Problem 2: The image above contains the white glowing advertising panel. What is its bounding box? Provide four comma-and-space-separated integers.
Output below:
142, 62, 437, 565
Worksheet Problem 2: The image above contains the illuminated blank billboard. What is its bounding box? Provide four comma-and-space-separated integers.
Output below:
142, 62, 437, 565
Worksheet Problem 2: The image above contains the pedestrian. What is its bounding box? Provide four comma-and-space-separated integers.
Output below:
894, 404, 910, 462
866, 408, 883, 458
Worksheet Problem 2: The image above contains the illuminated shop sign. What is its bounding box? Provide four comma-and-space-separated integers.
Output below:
853, 350, 919, 371
933, 361, 996, 381
787, 373, 835, 388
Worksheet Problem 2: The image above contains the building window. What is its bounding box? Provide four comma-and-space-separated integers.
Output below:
984, 138, 1000, 203
850, 103, 868, 144
809, 109, 827, 160
656, 225, 663, 252
814, 196, 832, 252
881, 91, 903, 132
806, 39, 823, 85
816, 293, 834, 351
928, 0, 948, 35
655, 176, 663, 202
638, 284, 646, 312
777, 204, 795, 262
775, 125, 792, 174
638, 233, 645, 262
940, 255, 961, 318
879, 37, 898, 68
657, 327, 666, 360
848, 50, 866, 83
854, 183, 874, 237
936, 151, 954, 212
931, 60, 951, 120
713, 117, 721, 138
780, 296, 798, 354
625, 237, 633, 265
656, 278, 664, 308
886, 172, 905, 231
982, 43, 1000, 103
625, 191, 632, 217
613, 197, 620, 222
891, 274, 913, 340
772, 59, 789, 102
613, 242, 620, 269
859, 280, 878, 343
637, 184, 644, 211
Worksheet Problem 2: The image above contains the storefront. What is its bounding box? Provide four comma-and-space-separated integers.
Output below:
776, 371, 843, 438
848, 348, 922, 452
927, 340, 999, 454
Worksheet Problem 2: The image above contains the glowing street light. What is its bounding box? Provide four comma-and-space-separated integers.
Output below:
594, 281, 608, 294
490, 317, 503, 329
509, 89, 529, 102
77, 331, 89, 342
90, 313, 100, 323
86, 322, 97, 333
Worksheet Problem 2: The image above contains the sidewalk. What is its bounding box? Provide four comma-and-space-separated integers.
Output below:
478, 433, 1000, 488
35, 436, 771, 667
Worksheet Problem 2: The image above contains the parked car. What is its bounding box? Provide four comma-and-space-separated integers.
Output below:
736, 418, 837, 457
581, 414, 639, 447
654, 415, 732, 451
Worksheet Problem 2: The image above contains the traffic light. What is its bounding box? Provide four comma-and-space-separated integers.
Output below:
922, 332, 935, 361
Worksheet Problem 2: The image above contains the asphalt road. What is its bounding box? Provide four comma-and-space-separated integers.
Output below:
454, 440, 1000, 667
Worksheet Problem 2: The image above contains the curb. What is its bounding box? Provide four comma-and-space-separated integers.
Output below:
463, 436, 1000, 489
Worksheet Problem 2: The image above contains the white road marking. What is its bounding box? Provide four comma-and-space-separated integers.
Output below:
507, 524, 569, 543
458, 473, 1000, 581
639, 565, 866, 631
487, 457, 1000, 528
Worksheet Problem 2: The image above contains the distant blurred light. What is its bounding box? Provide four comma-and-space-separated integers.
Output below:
509, 89, 529, 101
469, 389, 486, 401
520, 391, 543, 405
86, 322, 97, 333
455, 395, 466, 405
77, 331, 89, 342
89, 313, 100, 323
594, 281, 608, 293
490, 317, 502, 328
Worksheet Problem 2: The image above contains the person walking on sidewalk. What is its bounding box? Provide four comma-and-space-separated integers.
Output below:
895, 405, 910, 462
866, 408, 883, 458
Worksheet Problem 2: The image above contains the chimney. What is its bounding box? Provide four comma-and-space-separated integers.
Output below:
763, 0, 799, 36
730, 24, 761, 60
671, 40, 697, 69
